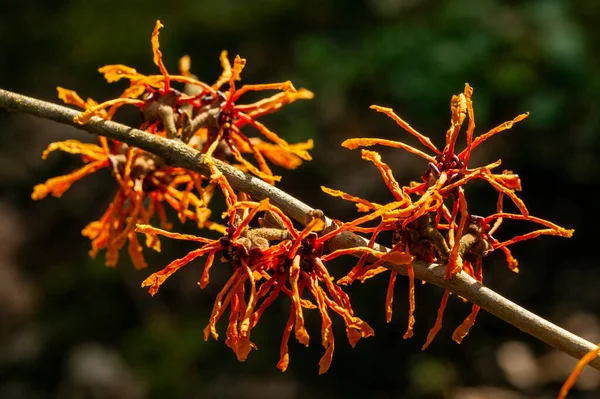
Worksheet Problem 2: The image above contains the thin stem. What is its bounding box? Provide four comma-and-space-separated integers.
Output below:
1, 87, 598, 370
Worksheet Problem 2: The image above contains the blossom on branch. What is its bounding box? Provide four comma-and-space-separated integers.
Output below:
183, 51, 314, 183
32, 126, 219, 268
137, 191, 380, 373
74, 20, 314, 183
324, 84, 573, 348
32, 20, 315, 268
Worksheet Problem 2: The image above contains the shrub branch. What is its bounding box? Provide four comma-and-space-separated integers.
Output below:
1, 87, 597, 370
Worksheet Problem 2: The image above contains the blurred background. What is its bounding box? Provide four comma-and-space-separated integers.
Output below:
1, 0, 600, 398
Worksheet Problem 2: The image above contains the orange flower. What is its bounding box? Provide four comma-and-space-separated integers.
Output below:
422, 260, 482, 350
34, 139, 219, 268
31, 139, 110, 200
188, 51, 314, 183
326, 151, 571, 347
322, 151, 440, 339
265, 212, 375, 374
71, 20, 314, 183
422, 212, 573, 347
138, 197, 376, 373
33, 88, 221, 268
74, 20, 216, 132
343, 84, 528, 211
342, 84, 530, 277
323, 85, 573, 348
136, 195, 292, 356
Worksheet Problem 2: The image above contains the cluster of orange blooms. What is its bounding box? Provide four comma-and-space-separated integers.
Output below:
33, 20, 574, 374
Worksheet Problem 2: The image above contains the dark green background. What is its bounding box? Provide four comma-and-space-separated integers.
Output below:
1, 1, 600, 398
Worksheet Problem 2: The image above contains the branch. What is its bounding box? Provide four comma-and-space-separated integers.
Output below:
2, 88, 598, 370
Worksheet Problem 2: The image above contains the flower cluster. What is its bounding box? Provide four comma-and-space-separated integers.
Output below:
136, 182, 380, 373
324, 83, 573, 348
33, 20, 381, 373
32, 20, 313, 268
33, 20, 574, 374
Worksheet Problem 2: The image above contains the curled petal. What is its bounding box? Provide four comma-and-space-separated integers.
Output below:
361, 149, 411, 203
225, 291, 242, 353
231, 55, 246, 82
422, 290, 450, 350
198, 251, 215, 289
558, 343, 600, 399
41, 139, 106, 161
237, 114, 312, 161
98, 64, 139, 83
444, 92, 468, 159
493, 170, 522, 191
370, 105, 440, 155
318, 200, 405, 243
108, 193, 144, 266
336, 223, 388, 285
342, 138, 436, 163
232, 81, 296, 103
151, 20, 169, 89
74, 98, 144, 124
250, 275, 285, 330
480, 173, 529, 217
462, 83, 475, 168
135, 224, 214, 243
320, 292, 374, 348
119, 84, 147, 100
239, 88, 314, 118
128, 231, 147, 270
382, 250, 415, 265
246, 138, 314, 170
499, 246, 519, 272
230, 129, 277, 182
322, 246, 388, 262
143, 230, 161, 253
461, 112, 530, 157
236, 260, 258, 361
309, 280, 335, 375
321, 186, 381, 212
484, 213, 574, 238
290, 256, 310, 346
57, 87, 87, 108
204, 268, 245, 341
452, 304, 481, 344
403, 263, 416, 339
445, 188, 468, 279
277, 310, 295, 372
385, 271, 397, 323
226, 137, 280, 183
495, 228, 574, 250
323, 246, 412, 267
141, 243, 219, 295
357, 265, 389, 282
452, 261, 483, 343
32, 160, 108, 200
213, 50, 232, 89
